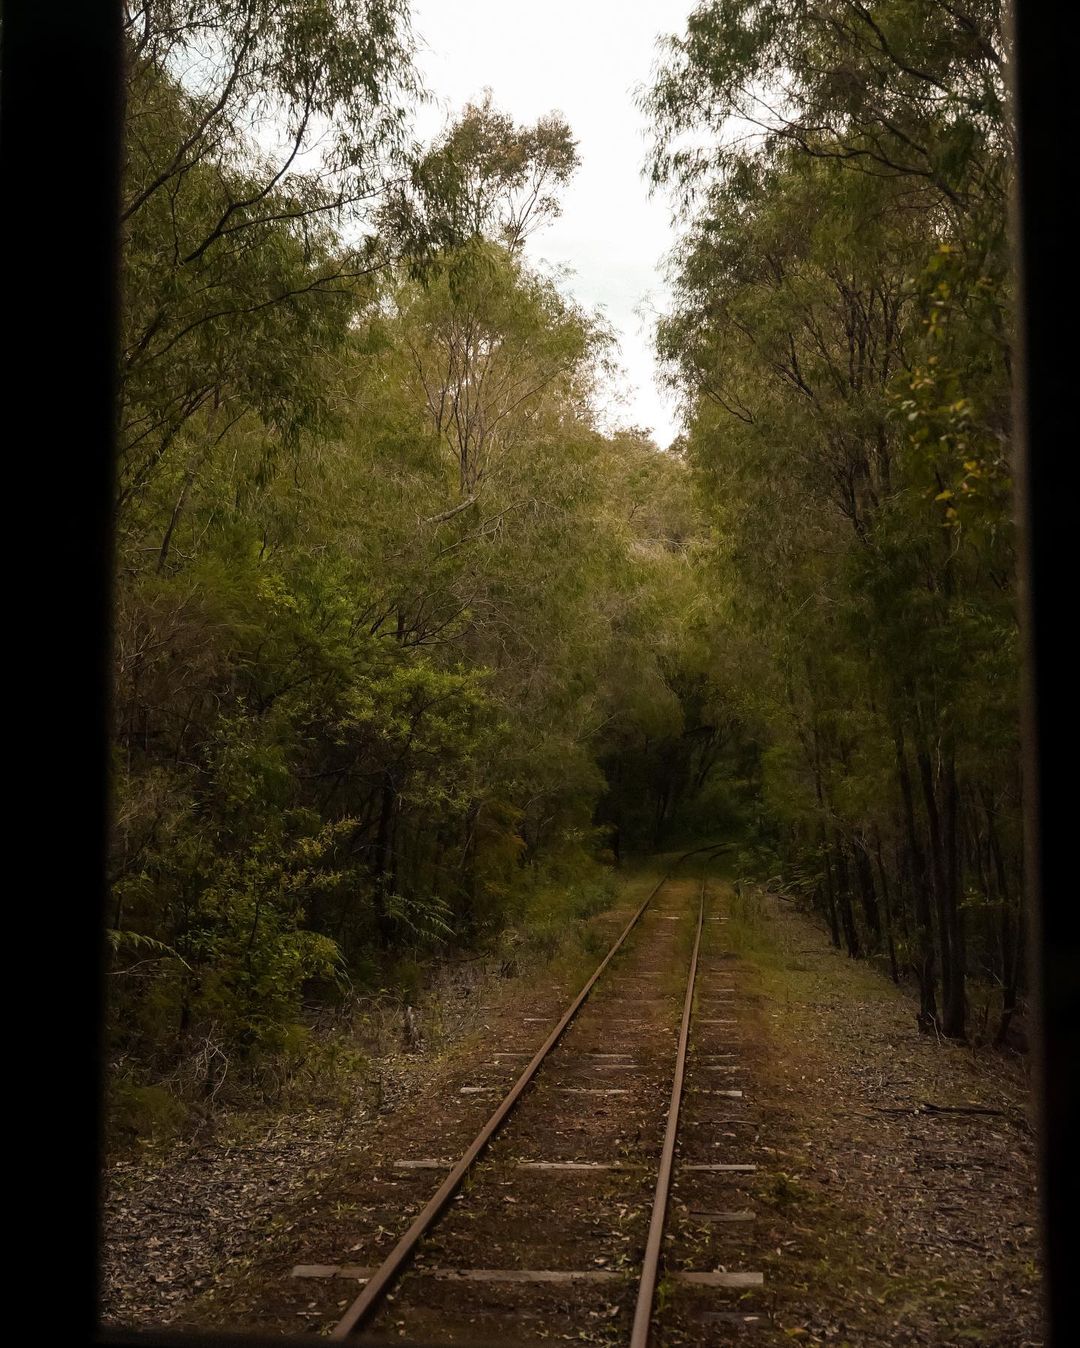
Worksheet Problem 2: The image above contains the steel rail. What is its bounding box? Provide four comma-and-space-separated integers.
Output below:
331, 847, 724, 1338
629, 874, 706, 1348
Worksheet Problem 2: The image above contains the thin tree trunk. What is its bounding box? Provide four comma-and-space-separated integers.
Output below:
873, 831, 900, 984
834, 836, 860, 958
373, 779, 397, 944
820, 829, 841, 948
985, 792, 1022, 1046
853, 837, 882, 945
917, 742, 964, 1038
895, 725, 937, 1027
942, 753, 966, 1037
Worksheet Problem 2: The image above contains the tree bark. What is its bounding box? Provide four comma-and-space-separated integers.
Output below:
373, 778, 397, 944
853, 836, 882, 944
872, 830, 901, 984
833, 836, 860, 958
820, 827, 842, 948
917, 742, 965, 1038
894, 725, 937, 1027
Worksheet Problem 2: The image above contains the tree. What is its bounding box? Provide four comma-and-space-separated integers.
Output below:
646, 0, 1019, 1040
382, 92, 579, 263
118, 0, 419, 527
106, 81, 723, 1111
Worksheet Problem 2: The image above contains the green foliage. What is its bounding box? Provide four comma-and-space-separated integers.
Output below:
382, 91, 579, 265
109, 1082, 191, 1147
107, 52, 726, 1112
647, 0, 1021, 1040
112, 0, 1021, 1125
118, 1, 419, 524
494, 846, 620, 972
107, 929, 191, 971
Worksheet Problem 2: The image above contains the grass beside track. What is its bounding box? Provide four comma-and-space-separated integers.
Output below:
702, 879, 1041, 1347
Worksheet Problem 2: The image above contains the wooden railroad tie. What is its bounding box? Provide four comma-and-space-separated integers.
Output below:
292, 1265, 764, 1287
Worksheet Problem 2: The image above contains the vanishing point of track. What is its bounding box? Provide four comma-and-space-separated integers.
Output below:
298, 845, 765, 1344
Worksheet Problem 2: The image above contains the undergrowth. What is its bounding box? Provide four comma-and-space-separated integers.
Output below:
106, 848, 631, 1152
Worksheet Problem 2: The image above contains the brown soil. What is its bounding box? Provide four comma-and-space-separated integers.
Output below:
101, 860, 1043, 1346
100, 863, 669, 1333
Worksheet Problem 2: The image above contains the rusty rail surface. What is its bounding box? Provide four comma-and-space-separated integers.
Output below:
630, 874, 706, 1348
331, 846, 724, 1339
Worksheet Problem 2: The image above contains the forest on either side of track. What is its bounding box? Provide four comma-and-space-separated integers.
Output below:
107, 1, 1024, 1145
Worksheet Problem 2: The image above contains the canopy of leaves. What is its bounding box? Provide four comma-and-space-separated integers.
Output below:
645, 0, 1020, 1042
108, 59, 721, 1100
381, 91, 580, 269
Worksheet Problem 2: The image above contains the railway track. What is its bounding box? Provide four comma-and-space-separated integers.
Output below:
293, 848, 767, 1344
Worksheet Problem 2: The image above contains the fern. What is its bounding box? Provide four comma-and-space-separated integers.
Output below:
106, 929, 192, 972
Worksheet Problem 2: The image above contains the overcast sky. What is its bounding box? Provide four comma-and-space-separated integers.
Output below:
409, 1, 695, 449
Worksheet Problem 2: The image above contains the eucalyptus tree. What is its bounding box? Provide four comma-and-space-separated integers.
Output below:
647, 0, 1008, 208
118, 0, 419, 538
382, 92, 579, 265
648, 0, 1019, 1040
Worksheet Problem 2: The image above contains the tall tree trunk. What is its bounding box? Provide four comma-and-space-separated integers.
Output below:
917, 742, 964, 1038
994, 895, 1024, 1048
894, 726, 937, 1027
820, 831, 841, 948
985, 791, 1022, 1046
833, 836, 860, 958
852, 837, 882, 945
373, 778, 397, 944
810, 724, 840, 948
892, 837, 913, 953
872, 831, 900, 984
459, 800, 481, 929
941, 753, 966, 1037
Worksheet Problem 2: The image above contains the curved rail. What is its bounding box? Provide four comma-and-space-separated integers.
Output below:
331, 845, 725, 1338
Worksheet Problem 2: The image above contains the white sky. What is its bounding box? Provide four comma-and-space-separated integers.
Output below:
409, 1, 695, 449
